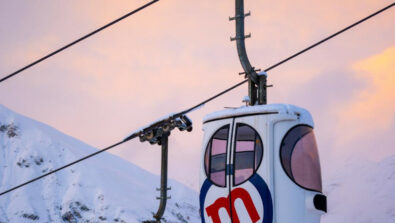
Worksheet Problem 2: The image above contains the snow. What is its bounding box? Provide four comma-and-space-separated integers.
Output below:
203, 104, 314, 125
322, 155, 395, 223
0, 104, 199, 222
124, 112, 179, 140
124, 112, 178, 140
257, 71, 267, 76
242, 95, 251, 103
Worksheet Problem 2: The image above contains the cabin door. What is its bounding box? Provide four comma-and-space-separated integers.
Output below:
227, 116, 273, 223
202, 116, 273, 223
201, 119, 234, 223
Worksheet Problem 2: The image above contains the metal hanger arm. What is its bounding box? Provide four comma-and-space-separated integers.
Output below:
234, 0, 258, 84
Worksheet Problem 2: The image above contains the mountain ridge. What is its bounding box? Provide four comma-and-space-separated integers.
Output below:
0, 104, 200, 223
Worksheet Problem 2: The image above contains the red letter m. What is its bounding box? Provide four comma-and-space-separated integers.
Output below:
205, 188, 260, 223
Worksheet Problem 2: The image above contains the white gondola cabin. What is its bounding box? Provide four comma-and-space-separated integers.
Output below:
199, 104, 326, 223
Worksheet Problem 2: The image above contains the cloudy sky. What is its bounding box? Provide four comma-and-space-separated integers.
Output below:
0, 0, 394, 190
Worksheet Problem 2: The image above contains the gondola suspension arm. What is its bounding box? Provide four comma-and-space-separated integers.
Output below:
231, 0, 268, 105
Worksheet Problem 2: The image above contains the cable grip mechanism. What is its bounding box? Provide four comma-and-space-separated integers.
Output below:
137, 114, 192, 222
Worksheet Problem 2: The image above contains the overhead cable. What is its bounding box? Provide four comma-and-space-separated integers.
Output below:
0, 0, 160, 84
263, 2, 394, 72
0, 134, 139, 197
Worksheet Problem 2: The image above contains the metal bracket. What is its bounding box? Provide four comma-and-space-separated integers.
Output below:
230, 33, 251, 41
138, 115, 192, 145
239, 68, 261, 76
229, 11, 251, 21
156, 196, 171, 200
156, 187, 171, 191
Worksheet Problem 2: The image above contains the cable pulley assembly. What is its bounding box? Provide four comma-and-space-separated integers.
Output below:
138, 115, 192, 145
133, 114, 193, 222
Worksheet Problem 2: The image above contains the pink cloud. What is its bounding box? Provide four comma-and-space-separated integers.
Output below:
337, 46, 395, 138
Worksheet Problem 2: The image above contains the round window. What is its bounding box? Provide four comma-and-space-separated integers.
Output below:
280, 125, 322, 192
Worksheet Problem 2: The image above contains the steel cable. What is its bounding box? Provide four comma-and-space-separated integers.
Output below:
0, 0, 160, 83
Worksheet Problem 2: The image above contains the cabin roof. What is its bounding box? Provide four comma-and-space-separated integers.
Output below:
203, 104, 313, 124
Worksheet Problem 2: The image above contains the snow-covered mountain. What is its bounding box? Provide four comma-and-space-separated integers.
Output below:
322, 155, 395, 223
0, 104, 200, 223
1, 104, 394, 223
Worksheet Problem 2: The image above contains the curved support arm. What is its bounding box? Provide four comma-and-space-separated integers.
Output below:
235, 0, 258, 84
153, 133, 169, 222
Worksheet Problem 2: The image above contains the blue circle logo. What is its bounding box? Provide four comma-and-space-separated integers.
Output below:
200, 174, 273, 223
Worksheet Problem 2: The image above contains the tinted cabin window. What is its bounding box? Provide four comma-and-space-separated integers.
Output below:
204, 125, 229, 187
280, 125, 322, 192
234, 124, 263, 186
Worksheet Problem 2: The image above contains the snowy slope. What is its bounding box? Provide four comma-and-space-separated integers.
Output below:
322, 155, 395, 223
0, 104, 199, 223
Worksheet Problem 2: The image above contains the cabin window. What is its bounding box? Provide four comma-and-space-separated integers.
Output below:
280, 125, 322, 192
233, 124, 263, 186
204, 125, 229, 187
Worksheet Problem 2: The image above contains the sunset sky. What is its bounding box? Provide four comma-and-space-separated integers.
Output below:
0, 0, 394, 190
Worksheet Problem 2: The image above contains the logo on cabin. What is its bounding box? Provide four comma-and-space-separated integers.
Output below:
200, 174, 273, 223
206, 188, 260, 223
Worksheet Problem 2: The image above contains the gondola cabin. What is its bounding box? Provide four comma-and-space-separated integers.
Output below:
199, 104, 326, 223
